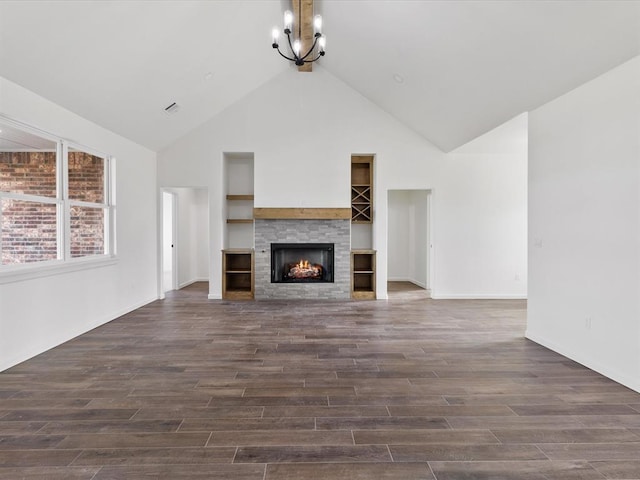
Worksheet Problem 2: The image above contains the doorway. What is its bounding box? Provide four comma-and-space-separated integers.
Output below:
387, 189, 431, 296
162, 191, 177, 293
160, 187, 210, 297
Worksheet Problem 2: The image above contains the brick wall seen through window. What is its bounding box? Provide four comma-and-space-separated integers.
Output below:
1, 199, 58, 264
1, 147, 108, 265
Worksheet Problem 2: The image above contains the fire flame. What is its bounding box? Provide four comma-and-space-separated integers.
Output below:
298, 259, 311, 269
287, 258, 322, 280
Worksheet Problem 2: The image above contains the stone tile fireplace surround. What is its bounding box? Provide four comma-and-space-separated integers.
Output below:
254, 217, 350, 300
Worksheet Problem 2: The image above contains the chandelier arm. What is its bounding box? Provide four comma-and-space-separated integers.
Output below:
303, 51, 323, 63
276, 48, 297, 62
276, 49, 296, 62
285, 32, 300, 61
298, 36, 319, 62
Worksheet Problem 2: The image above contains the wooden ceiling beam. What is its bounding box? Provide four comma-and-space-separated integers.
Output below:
292, 0, 314, 72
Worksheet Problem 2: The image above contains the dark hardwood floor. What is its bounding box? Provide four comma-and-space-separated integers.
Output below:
1, 282, 640, 479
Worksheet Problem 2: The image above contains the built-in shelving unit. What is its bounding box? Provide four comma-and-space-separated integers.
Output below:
351, 155, 373, 224
222, 153, 255, 300
225, 194, 254, 224
222, 249, 254, 299
351, 250, 376, 299
350, 154, 375, 299
224, 154, 254, 248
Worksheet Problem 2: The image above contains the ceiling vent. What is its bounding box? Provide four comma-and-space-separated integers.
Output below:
164, 102, 180, 114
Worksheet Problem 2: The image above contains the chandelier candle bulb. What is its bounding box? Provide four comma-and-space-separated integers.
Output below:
319, 35, 326, 53
284, 10, 293, 34
293, 39, 301, 57
272, 28, 279, 47
313, 15, 322, 35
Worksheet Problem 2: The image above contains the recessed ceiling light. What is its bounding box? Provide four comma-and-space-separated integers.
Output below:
204, 72, 214, 81
393, 73, 405, 84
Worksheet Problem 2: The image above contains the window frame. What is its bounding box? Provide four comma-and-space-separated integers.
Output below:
0, 117, 117, 284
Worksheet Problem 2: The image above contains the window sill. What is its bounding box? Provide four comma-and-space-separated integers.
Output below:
0, 256, 118, 285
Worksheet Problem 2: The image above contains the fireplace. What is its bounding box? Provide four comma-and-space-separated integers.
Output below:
271, 243, 334, 283
255, 219, 349, 299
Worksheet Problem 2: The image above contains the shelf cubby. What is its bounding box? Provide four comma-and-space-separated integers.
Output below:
222, 249, 254, 300
351, 156, 373, 224
351, 250, 376, 299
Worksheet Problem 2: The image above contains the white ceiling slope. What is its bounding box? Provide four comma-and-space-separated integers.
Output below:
0, 1, 288, 151
1, 1, 639, 152
320, 0, 640, 152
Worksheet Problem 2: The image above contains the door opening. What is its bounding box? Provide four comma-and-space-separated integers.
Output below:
162, 191, 177, 293
387, 189, 431, 296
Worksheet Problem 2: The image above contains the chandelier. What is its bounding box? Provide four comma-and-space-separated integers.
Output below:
271, 3, 326, 66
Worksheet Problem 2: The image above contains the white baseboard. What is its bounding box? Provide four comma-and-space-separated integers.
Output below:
178, 278, 208, 289
526, 330, 640, 394
100, 296, 158, 324
208, 293, 222, 300
431, 293, 527, 300
387, 278, 428, 289
0, 295, 157, 372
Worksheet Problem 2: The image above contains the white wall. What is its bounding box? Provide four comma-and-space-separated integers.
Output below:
158, 66, 527, 300
166, 187, 209, 288
436, 152, 528, 298
0, 77, 158, 371
195, 189, 210, 280
527, 56, 640, 392
433, 114, 528, 298
351, 224, 373, 250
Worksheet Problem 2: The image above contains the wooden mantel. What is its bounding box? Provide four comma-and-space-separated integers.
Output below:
253, 208, 351, 220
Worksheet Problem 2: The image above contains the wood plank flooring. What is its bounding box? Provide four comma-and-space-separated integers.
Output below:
1, 282, 640, 479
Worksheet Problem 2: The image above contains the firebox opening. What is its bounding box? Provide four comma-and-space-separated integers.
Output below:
271, 243, 334, 283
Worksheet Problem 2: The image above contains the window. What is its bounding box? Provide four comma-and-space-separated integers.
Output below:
0, 118, 115, 273
67, 147, 109, 258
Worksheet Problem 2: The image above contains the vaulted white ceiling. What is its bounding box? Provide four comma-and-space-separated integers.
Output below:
1, 1, 639, 152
